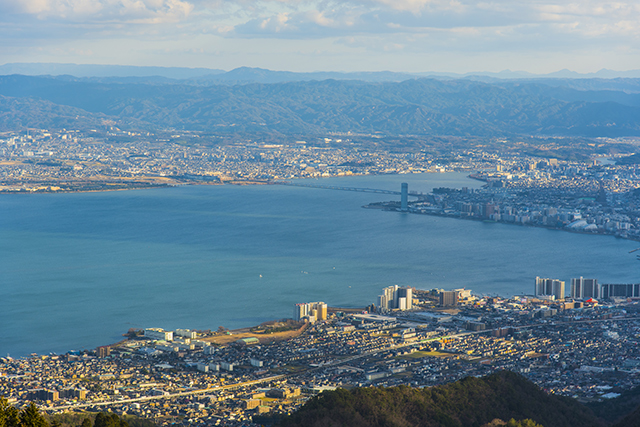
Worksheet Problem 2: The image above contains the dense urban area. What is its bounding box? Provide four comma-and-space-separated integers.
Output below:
1, 285, 639, 426
4, 128, 640, 241
3, 128, 640, 426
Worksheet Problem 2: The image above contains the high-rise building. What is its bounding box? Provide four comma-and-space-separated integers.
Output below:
377, 285, 413, 312
535, 277, 565, 300
439, 291, 458, 307
570, 277, 599, 299
600, 283, 640, 299
397, 287, 412, 310
401, 183, 408, 211
294, 302, 327, 321
294, 303, 309, 321
96, 346, 111, 358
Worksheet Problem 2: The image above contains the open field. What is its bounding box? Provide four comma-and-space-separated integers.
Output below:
203, 323, 308, 345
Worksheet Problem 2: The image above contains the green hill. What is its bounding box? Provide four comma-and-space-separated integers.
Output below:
277, 371, 604, 427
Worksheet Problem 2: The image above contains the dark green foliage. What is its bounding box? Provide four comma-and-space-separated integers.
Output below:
1, 397, 153, 427
278, 371, 604, 427
19, 404, 48, 427
612, 404, 640, 427
93, 413, 127, 427
49, 412, 148, 427
0, 397, 19, 427
591, 384, 640, 425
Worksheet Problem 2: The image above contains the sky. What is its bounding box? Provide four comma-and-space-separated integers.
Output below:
1, 0, 640, 74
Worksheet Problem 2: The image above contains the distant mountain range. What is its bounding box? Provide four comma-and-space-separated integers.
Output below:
2, 72, 640, 137
3, 63, 640, 84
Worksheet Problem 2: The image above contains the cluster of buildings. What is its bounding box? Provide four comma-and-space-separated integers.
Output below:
377, 285, 413, 312
1, 286, 640, 426
2, 289, 639, 427
534, 276, 640, 302
293, 302, 328, 323
0, 129, 483, 193
373, 156, 640, 241
534, 277, 566, 301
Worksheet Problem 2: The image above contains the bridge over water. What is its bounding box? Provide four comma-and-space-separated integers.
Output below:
273, 181, 423, 198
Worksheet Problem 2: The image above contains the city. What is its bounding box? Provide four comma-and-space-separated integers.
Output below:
2, 281, 639, 426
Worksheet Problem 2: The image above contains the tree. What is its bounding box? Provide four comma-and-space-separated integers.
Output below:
93, 413, 122, 427
81, 418, 92, 427
19, 403, 48, 427
0, 397, 19, 427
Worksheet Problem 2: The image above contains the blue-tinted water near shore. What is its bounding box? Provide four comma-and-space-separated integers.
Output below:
1, 173, 638, 358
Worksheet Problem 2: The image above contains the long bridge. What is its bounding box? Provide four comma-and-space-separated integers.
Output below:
273, 181, 423, 198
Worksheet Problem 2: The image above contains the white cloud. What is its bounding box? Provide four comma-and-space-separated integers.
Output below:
2, 0, 640, 73
1, 0, 194, 23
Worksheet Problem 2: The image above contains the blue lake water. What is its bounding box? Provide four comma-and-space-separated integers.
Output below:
1, 173, 638, 357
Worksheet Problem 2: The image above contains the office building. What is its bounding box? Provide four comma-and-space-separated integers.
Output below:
570, 277, 599, 299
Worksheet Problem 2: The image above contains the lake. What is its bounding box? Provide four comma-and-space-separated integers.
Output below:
1, 173, 637, 357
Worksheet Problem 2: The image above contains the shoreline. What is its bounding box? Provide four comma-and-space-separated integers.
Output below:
0, 169, 459, 195
366, 204, 640, 243
10, 308, 367, 359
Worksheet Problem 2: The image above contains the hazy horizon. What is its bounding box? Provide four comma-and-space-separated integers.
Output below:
2, 0, 640, 74
3, 62, 640, 80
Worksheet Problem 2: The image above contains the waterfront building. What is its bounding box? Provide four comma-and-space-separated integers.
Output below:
175, 329, 197, 339
294, 303, 309, 321
454, 288, 472, 299
439, 291, 458, 307
144, 328, 173, 341
294, 301, 328, 322
378, 285, 413, 312
570, 277, 599, 299
535, 277, 565, 300
96, 346, 111, 358
600, 283, 640, 299
401, 183, 408, 211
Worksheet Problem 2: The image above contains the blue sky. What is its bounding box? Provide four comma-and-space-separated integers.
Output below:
1, 0, 639, 73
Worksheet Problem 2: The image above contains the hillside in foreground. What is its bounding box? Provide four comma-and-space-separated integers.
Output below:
277, 371, 613, 427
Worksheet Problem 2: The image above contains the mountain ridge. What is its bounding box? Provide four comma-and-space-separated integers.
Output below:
2, 74, 640, 137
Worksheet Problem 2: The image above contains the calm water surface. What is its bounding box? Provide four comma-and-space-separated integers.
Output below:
1, 173, 638, 357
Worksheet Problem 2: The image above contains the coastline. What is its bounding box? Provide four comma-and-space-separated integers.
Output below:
365, 203, 640, 243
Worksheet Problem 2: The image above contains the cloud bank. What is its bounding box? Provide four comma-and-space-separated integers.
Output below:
1, 0, 639, 72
